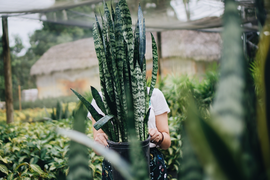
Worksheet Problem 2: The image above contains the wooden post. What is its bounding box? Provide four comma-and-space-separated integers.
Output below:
157, 32, 162, 76
2, 17, 14, 124
18, 85, 21, 111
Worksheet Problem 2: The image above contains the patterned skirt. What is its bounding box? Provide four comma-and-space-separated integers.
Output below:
102, 147, 167, 180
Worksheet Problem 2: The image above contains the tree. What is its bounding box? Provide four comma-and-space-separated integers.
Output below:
0, 35, 37, 102
28, 22, 92, 57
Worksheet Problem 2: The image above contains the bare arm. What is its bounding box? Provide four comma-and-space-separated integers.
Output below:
91, 116, 108, 147
149, 112, 171, 150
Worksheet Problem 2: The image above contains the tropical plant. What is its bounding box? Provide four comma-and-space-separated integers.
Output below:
60, 1, 159, 180
180, 0, 270, 180
71, 0, 158, 142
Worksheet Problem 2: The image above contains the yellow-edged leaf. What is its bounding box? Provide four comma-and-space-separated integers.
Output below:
168, 148, 173, 155
0, 156, 8, 164
7, 173, 14, 180
0, 164, 8, 175
15, 162, 28, 171
30, 164, 45, 175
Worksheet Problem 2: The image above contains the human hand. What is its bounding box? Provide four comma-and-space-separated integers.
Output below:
149, 128, 162, 144
94, 132, 108, 147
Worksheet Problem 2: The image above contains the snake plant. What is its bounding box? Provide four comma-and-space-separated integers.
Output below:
72, 0, 158, 142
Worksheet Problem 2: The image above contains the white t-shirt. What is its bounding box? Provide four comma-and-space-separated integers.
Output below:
88, 88, 170, 148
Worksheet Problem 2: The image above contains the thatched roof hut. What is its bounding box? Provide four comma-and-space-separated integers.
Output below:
31, 30, 221, 99
161, 30, 221, 61
30, 38, 98, 76
31, 30, 221, 76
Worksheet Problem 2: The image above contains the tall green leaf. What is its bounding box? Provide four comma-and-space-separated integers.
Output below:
91, 86, 106, 114
119, 0, 134, 72
255, 16, 270, 177
133, 19, 140, 68
93, 17, 108, 113
67, 103, 92, 180
134, 62, 145, 140
94, 115, 114, 130
56, 128, 134, 180
186, 95, 244, 180
70, 88, 103, 122
138, 4, 145, 71
149, 33, 159, 98
212, 0, 244, 146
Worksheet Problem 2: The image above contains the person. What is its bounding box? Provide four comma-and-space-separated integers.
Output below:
89, 88, 171, 180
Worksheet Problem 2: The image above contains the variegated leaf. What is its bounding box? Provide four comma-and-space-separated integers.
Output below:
138, 5, 145, 71
111, 3, 115, 23
0, 164, 8, 175
91, 86, 106, 114
30, 164, 45, 175
149, 33, 159, 98
119, 0, 134, 72
143, 108, 151, 139
94, 115, 114, 130
70, 88, 103, 121
133, 19, 140, 68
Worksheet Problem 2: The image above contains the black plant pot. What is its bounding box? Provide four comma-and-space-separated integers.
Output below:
107, 136, 151, 180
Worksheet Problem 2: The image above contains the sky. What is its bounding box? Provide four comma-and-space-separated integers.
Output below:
0, 0, 55, 13
0, 0, 54, 55
0, 17, 43, 55
0, 0, 224, 56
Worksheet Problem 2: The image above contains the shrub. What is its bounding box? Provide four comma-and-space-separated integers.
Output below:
13, 96, 79, 110
157, 68, 218, 178
0, 119, 103, 180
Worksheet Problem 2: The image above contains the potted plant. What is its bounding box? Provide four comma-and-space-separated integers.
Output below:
71, 0, 158, 178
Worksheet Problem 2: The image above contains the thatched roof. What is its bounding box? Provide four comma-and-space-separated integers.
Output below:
31, 30, 221, 76
161, 30, 221, 61
30, 38, 98, 76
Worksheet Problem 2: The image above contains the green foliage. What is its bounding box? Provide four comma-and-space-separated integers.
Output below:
0, 35, 37, 102
0, 68, 218, 179
158, 67, 218, 118
178, 126, 203, 180
179, 1, 270, 180
13, 95, 78, 110
56, 127, 134, 180
155, 69, 218, 177
161, 117, 183, 175
28, 22, 92, 57
67, 103, 92, 180
51, 101, 70, 120
0, 119, 103, 180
